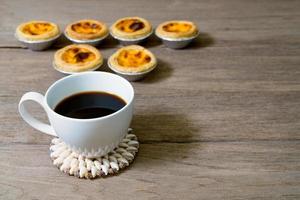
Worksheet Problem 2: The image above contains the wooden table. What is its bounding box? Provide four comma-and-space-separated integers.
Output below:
1, 0, 300, 199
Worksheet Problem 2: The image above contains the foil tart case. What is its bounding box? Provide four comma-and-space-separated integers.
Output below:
64, 31, 109, 47
53, 61, 103, 75
156, 32, 199, 49
110, 29, 153, 46
15, 33, 61, 51
108, 60, 157, 82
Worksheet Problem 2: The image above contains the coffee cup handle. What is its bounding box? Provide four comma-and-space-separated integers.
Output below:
19, 92, 57, 137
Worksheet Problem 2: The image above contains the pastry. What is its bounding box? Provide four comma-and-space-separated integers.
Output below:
65, 19, 108, 40
155, 20, 198, 39
155, 20, 198, 49
110, 17, 152, 40
54, 44, 103, 73
108, 45, 156, 73
16, 20, 60, 41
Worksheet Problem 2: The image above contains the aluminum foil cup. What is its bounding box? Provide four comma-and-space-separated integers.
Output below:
15, 33, 61, 51
110, 30, 153, 46
156, 32, 199, 49
64, 31, 109, 47
108, 60, 157, 81
53, 61, 103, 75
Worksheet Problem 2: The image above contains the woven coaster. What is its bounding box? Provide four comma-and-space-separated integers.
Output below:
49, 129, 139, 179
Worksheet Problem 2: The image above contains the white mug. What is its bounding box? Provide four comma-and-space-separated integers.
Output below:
19, 72, 134, 158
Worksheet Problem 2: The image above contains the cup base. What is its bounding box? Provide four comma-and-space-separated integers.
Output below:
50, 129, 139, 179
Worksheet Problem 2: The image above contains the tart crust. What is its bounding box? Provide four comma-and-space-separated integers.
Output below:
109, 45, 156, 73
65, 19, 108, 40
110, 17, 152, 39
16, 20, 60, 41
155, 20, 198, 39
54, 44, 103, 72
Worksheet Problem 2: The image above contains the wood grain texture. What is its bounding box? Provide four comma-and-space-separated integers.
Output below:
1, 142, 300, 200
0, 0, 300, 199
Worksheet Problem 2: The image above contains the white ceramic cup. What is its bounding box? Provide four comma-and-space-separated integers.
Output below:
18, 72, 134, 158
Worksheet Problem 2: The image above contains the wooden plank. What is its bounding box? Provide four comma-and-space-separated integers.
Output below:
0, 0, 300, 47
0, 0, 300, 198
0, 42, 299, 144
0, 141, 299, 200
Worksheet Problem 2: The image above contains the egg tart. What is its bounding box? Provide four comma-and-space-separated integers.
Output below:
16, 20, 60, 41
65, 19, 108, 40
155, 20, 198, 49
155, 20, 198, 39
110, 17, 152, 41
54, 44, 103, 73
108, 45, 156, 81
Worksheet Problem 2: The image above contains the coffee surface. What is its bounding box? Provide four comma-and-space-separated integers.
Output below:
54, 91, 126, 119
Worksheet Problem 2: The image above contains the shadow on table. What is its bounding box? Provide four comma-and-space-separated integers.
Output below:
129, 110, 200, 167
51, 34, 120, 49
95, 58, 173, 84
186, 32, 215, 49
52, 33, 163, 49
43, 32, 215, 51
100, 35, 119, 49
96, 58, 110, 72
141, 58, 173, 83
52, 34, 72, 49
142, 32, 215, 49
142, 33, 162, 48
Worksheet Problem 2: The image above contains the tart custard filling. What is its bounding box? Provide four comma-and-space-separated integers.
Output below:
22, 23, 54, 35
162, 22, 192, 33
62, 47, 96, 64
116, 19, 145, 33
71, 22, 102, 34
117, 49, 151, 67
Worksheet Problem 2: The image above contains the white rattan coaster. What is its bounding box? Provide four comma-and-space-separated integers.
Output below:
49, 129, 139, 179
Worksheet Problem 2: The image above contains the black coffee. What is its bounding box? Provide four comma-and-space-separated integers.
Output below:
54, 91, 126, 119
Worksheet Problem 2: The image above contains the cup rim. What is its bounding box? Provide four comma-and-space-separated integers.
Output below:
44, 71, 134, 122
